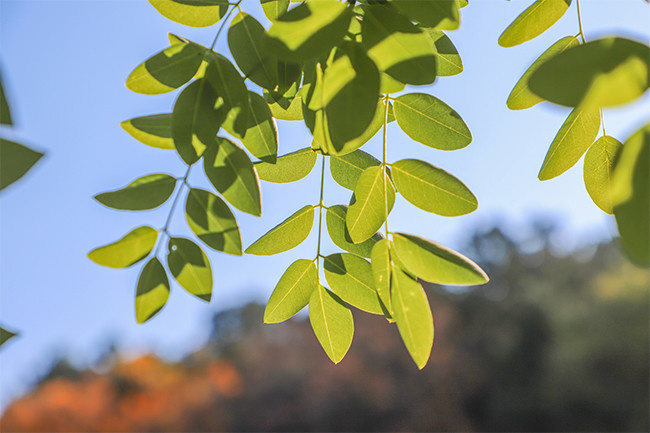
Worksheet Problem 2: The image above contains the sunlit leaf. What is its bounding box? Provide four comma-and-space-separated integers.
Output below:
203, 137, 261, 216
394, 93, 471, 150
309, 285, 354, 364
267, 0, 351, 61
0, 72, 12, 125
265, 259, 318, 323
371, 239, 393, 317
88, 226, 158, 269
262, 0, 289, 21
498, 0, 571, 47
347, 166, 395, 244
94, 174, 177, 211
583, 136, 622, 214
224, 91, 278, 163
330, 149, 380, 191
0, 326, 17, 348
246, 205, 314, 255
255, 148, 317, 183
126, 42, 205, 94
265, 91, 303, 121
167, 237, 212, 301
508, 36, 580, 110
326, 205, 383, 258
149, 0, 227, 27
529, 37, 650, 107
324, 253, 384, 315
391, 264, 433, 369
392, 159, 477, 216
390, 0, 460, 30
612, 125, 649, 266
0, 139, 44, 191
361, 4, 437, 85
424, 28, 463, 77
538, 106, 600, 180
135, 258, 170, 324
392, 233, 489, 285
121, 114, 175, 150
380, 73, 405, 94
185, 188, 242, 255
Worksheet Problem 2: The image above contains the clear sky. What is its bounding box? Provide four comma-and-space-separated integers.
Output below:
0, 0, 648, 409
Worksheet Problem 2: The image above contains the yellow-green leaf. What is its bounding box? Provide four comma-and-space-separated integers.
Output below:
265, 91, 303, 121
94, 174, 177, 211
324, 253, 384, 315
225, 91, 278, 163
583, 136, 622, 214
424, 28, 463, 77
167, 237, 212, 301
262, 0, 289, 22
185, 188, 242, 255
121, 114, 175, 150
309, 285, 354, 364
149, 0, 227, 27
498, 0, 571, 47
265, 259, 318, 323
245, 205, 314, 255
326, 205, 384, 258
346, 166, 395, 244
88, 226, 158, 269
330, 149, 380, 190
371, 239, 393, 318
255, 148, 317, 183
135, 258, 170, 324
390, 0, 460, 30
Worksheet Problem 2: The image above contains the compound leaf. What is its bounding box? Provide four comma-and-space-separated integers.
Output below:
246, 205, 314, 255
167, 237, 212, 301
88, 226, 158, 269
94, 174, 177, 211
135, 258, 170, 324
185, 188, 242, 255
309, 285, 354, 364
265, 259, 318, 323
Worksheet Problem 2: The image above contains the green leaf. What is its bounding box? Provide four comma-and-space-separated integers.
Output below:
0, 139, 44, 191
94, 174, 177, 211
361, 4, 437, 85
392, 233, 489, 285
371, 239, 393, 317
612, 125, 649, 266
262, 0, 289, 21
529, 37, 650, 107
392, 159, 477, 216
0, 72, 12, 125
389, 0, 460, 31
538, 106, 600, 180
172, 78, 225, 165
583, 136, 622, 214
346, 166, 395, 244
121, 114, 175, 150
0, 326, 17, 348
88, 226, 158, 269
324, 253, 384, 315
498, 0, 571, 47
203, 137, 262, 216
135, 258, 170, 324
255, 148, 317, 183
167, 237, 212, 301
326, 205, 383, 258
126, 42, 205, 94
330, 149, 380, 191
266, 0, 352, 61
380, 73, 405, 94
309, 285, 354, 364
204, 52, 250, 137
185, 188, 242, 255
265, 91, 303, 121
245, 205, 314, 255
423, 28, 463, 77
391, 264, 433, 369
508, 36, 580, 110
265, 259, 318, 323
225, 91, 278, 163
148, 0, 227, 27
394, 93, 472, 150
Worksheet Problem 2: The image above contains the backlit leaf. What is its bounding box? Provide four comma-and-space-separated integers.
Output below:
126, 42, 204, 94
380, 73, 405, 94
498, 0, 571, 47
394, 93, 471, 150
135, 258, 170, 324
225, 91, 278, 163
529, 37, 650, 107
538, 106, 600, 180
0, 326, 17, 348
391, 264, 433, 369
330, 149, 380, 191
0, 139, 44, 191
583, 136, 622, 214
390, 0, 460, 30
347, 166, 395, 244
185, 188, 242, 255
392, 159, 477, 216
245, 205, 314, 255
324, 253, 384, 315
203, 137, 261, 216
326, 205, 383, 258
392, 233, 489, 285
309, 285, 354, 364
149, 0, 227, 27
424, 28, 463, 77
265, 259, 318, 323
121, 114, 175, 150
94, 174, 177, 211
371, 239, 393, 317
88, 226, 158, 269
265, 91, 303, 121
262, 0, 289, 21
167, 237, 212, 301
255, 148, 317, 183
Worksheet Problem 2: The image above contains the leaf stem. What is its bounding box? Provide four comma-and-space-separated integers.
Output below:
576, 0, 587, 44
382, 94, 390, 236
155, 165, 192, 256
210, 0, 243, 51
315, 155, 326, 270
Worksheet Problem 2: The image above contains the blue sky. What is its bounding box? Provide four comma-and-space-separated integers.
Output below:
0, 0, 648, 409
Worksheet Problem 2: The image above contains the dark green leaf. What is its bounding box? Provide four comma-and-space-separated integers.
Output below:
0, 139, 44, 191
245, 205, 314, 255
255, 148, 317, 183
121, 114, 175, 150
324, 253, 384, 315
224, 91, 278, 163
0, 72, 12, 125
0, 326, 17, 348
583, 136, 622, 214
148, 0, 228, 27
326, 205, 383, 258
88, 226, 158, 268
167, 237, 212, 301
498, 0, 572, 47
185, 188, 242, 255
135, 258, 170, 324
203, 137, 262, 216
94, 174, 177, 211
330, 149, 380, 190
346, 166, 395, 244
262, 0, 290, 22
309, 285, 354, 364
265, 259, 318, 323
390, 0, 460, 30
265, 91, 303, 121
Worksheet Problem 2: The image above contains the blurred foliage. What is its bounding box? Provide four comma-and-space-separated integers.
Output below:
2, 224, 648, 432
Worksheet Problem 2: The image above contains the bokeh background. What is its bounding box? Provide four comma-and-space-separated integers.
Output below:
1, 0, 648, 431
